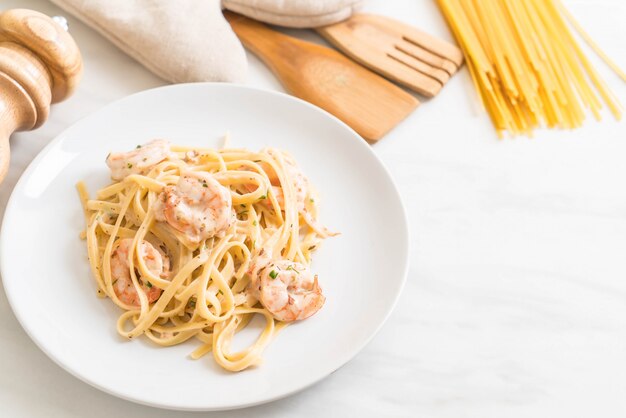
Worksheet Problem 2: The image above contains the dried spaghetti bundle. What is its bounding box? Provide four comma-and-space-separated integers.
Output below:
436, 0, 624, 136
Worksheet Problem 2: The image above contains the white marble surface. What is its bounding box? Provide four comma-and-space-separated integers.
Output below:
2, 0, 626, 416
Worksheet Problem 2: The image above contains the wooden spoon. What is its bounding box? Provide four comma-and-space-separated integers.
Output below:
0, 9, 82, 185
224, 11, 418, 141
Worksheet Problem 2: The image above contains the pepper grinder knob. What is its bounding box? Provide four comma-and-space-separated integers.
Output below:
0, 8, 82, 184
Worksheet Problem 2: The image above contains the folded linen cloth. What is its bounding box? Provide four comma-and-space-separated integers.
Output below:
49, 0, 362, 84
222, 0, 362, 28
50, 0, 247, 83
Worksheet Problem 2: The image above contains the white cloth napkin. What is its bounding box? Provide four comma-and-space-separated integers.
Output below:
49, 0, 362, 84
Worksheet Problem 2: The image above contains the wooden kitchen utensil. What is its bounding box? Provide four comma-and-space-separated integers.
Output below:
0, 9, 82, 184
316, 14, 464, 97
224, 11, 419, 141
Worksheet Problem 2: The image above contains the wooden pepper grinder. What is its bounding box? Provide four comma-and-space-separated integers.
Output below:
0, 9, 82, 184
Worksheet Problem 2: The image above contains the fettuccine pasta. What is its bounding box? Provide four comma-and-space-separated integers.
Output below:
77, 138, 336, 372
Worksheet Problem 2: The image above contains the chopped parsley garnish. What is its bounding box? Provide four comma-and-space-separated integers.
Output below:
259, 194, 267, 200
146, 281, 153, 288
218, 290, 224, 295
252, 220, 258, 226
269, 270, 279, 279
136, 144, 142, 149
188, 299, 196, 308
310, 198, 315, 203
240, 204, 246, 208
127, 163, 133, 169
202, 182, 208, 188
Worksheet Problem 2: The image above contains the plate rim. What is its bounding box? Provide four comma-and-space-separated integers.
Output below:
0, 82, 410, 411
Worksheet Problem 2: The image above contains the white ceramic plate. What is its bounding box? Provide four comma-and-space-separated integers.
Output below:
0, 84, 408, 411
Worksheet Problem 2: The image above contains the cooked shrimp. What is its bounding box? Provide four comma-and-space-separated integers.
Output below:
247, 247, 273, 278
110, 238, 170, 307
266, 151, 309, 211
243, 151, 308, 211
253, 260, 325, 322
106, 139, 171, 181
283, 164, 308, 211
154, 171, 233, 243
270, 184, 305, 212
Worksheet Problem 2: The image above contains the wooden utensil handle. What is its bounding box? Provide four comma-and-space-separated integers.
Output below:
224, 11, 302, 73
0, 9, 82, 184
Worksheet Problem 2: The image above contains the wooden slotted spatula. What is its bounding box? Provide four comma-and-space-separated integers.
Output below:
316, 14, 464, 98
224, 11, 418, 141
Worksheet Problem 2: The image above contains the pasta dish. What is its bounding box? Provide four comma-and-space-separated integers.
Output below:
77, 138, 336, 371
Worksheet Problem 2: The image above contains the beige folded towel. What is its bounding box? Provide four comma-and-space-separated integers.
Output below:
50, 0, 362, 84
50, 0, 247, 83
223, 0, 362, 28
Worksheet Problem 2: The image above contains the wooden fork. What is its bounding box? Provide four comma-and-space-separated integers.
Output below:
316, 14, 464, 97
